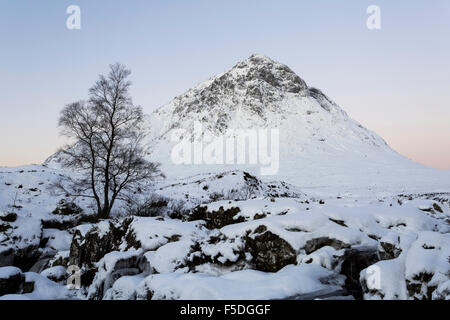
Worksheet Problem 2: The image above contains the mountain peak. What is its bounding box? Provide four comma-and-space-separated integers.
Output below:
228, 54, 308, 94
153, 54, 345, 135
245, 53, 276, 64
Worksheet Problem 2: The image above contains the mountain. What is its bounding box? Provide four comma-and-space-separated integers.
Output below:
142, 54, 450, 194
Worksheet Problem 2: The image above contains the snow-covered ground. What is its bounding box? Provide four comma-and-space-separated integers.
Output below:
0, 165, 449, 300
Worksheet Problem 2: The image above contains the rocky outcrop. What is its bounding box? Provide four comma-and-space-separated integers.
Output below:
379, 239, 402, 260
0, 212, 17, 223
69, 219, 132, 268
68, 219, 133, 288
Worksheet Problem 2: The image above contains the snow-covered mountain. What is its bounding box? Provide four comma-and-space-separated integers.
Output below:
141, 54, 450, 194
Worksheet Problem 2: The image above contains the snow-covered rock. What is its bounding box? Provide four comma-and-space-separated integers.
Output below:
0, 266, 24, 296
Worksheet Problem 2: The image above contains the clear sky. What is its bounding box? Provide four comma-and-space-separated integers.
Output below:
1, 0, 449, 169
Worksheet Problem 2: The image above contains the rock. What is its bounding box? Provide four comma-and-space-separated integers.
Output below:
189, 205, 243, 229
22, 281, 35, 294
13, 245, 43, 271
47, 250, 70, 268
245, 226, 297, 272
28, 256, 53, 273
339, 247, 379, 299
69, 219, 132, 268
87, 250, 143, 300
68, 218, 133, 289
303, 237, 351, 254
0, 212, 17, 223
432, 203, 443, 213
379, 241, 402, 260
0, 248, 14, 267
41, 266, 67, 282
0, 266, 25, 296
378, 232, 402, 260
0, 217, 43, 271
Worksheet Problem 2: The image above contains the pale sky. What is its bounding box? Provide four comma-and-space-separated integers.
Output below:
1, 0, 449, 169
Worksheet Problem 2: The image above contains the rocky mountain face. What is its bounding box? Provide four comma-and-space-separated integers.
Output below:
147, 54, 387, 146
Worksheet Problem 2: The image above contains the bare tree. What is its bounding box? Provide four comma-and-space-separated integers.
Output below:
56, 63, 163, 219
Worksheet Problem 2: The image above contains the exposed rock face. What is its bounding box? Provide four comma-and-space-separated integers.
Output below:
379, 240, 402, 260
0, 266, 25, 296
69, 219, 132, 268
245, 227, 297, 272
0, 212, 17, 223
303, 237, 351, 255
189, 205, 243, 229
69, 219, 133, 288
339, 247, 379, 299
168, 54, 309, 134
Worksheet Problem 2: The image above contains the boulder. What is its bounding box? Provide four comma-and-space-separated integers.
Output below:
87, 250, 143, 300
0, 266, 24, 296
0, 212, 17, 223
245, 226, 297, 272
339, 247, 379, 299
303, 237, 350, 255
189, 205, 243, 229
40, 266, 67, 282
0, 217, 43, 271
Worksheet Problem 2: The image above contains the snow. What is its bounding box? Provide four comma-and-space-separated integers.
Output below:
405, 231, 450, 281
0, 272, 71, 300
104, 275, 145, 300
41, 266, 67, 281
87, 250, 143, 300
0, 266, 22, 279
42, 229, 72, 251
122, 217, 206, 251
136, 264, 339, 300
218, 205, 378, 252
360, 257, 408, 300
144, 239, 194, 273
